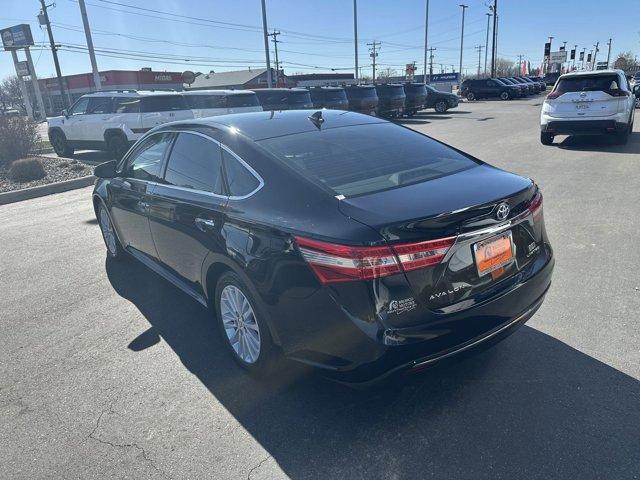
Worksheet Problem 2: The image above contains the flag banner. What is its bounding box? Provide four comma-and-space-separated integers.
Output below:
587, 53, 592, 63
544, 42, 551, 57
570, 49, 576, 60
579, 51, 585, 61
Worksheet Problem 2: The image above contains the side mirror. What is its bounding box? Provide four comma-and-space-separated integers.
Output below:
94, 160, 118, 179
62, 109, 69, 118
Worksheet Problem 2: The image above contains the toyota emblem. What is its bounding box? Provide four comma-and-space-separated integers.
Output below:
495, 203, 510, 221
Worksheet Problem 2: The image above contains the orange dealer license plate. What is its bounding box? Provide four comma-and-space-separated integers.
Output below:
473, 232, 514, 277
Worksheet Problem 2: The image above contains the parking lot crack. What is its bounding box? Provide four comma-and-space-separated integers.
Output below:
247, 455, 271, 480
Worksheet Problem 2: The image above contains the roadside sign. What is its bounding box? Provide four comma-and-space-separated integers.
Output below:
596, 62, 608, 70
182, 70, 196, 85
429, 73, 460, 83
0, 24, 34, 50
549, 51, 567, 63
16, 60, 29, 77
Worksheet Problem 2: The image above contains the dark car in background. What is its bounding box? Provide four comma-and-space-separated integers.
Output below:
403, 83, 427, 116
542, 72, 561, 86
308, 86, 349, 110
92, 109, 554, 385
425, 84, 459, 113
498, 78, 527, 96
375, 83, 406, 117
515, 76, 542, 93
252, 88, 313, 111
344, 84, 379, 115
459, 78, 519, 101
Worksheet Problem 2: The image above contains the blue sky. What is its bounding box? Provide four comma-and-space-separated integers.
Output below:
2, 0, 639, 80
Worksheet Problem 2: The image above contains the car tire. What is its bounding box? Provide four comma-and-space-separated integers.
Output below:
435, 101, 448, 113
500, 91, 511, 101
50, 130, 74, 158
540, 132, 554, 145
615, 125, 630, 145
106, 133, 129, 160
215, 271, 278, 377
97, 203, 126, 260
466, 92, 476, 101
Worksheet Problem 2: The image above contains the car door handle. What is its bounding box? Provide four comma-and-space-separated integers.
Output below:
195, 217, 216, 231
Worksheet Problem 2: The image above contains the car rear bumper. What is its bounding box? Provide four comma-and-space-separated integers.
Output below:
282, 246, 554, 385
541, 119, 628, 135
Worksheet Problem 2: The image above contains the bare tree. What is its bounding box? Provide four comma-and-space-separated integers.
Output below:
0, 76, 25, 112
494, 58, 516, 77
613, 51, 638, 71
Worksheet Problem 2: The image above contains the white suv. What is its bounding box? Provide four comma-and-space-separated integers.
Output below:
540, 69, 635, 145
47, 89, 262, 158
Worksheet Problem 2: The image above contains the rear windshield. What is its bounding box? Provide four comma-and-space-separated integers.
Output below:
141, 95, 186, 112
554, 74, 622, 94
258, 123, 477, 197
377, 86, 405, 97
287, 91, 313, 105
184, 94, 226, 109
315, 90, 347, 102
345, 87, 377, 99
227, 93, 260, 108
404, 84, 427, 95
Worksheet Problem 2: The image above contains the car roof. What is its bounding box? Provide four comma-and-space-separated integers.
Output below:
559, 69, 624, 79
250, 88, 309, 93
182, 89, 256, 96
80, 90, 181, 98
158, 109, 387, 141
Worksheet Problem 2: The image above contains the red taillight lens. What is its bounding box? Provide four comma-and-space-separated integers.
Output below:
546, 91, 561, 100
528, 192, 543, 220
295, 235, 456, 284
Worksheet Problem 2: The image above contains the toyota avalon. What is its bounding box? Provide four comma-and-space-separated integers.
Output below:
93, 110, 554, 385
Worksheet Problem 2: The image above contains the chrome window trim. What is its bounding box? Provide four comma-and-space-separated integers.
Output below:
153, 129, 264, 201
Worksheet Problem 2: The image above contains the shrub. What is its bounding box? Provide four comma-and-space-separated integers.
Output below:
0, 116, 39, 167
8, 157, 46, 182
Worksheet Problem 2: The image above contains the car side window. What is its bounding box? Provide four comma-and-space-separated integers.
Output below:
126, 133, 173, 182
86, 97, 112, 115
141, 95, 186, 112
113, 97, 140, 114
163, 133, 225, 195
222, 148, 260, 197
69, 97, 89, 115
487, 80, 494, 86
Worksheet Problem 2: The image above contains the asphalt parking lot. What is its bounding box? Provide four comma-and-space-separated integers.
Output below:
2, 96, 639, 479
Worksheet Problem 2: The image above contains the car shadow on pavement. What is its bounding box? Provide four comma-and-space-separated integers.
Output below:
106, 257, 640, 480
556, 133, 640, 154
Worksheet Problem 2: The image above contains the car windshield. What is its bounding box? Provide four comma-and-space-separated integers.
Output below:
554, 74, 622, 93
258, 123, 477, 197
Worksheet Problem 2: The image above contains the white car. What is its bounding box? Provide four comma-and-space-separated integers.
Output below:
540, 69, 635, 145
47, 90, 262, 158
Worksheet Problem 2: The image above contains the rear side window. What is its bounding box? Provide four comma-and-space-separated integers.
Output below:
141, 95, 186, 112
184, 94, 226, 109
258, 123, 477, 197
87, 97, 112, 114
113, 97, 140, 114
222, 149, 260, 197
554, 75, 622, 94
227, 93, 260, 108
126, 133, 173, 182
163, 133, 225, 195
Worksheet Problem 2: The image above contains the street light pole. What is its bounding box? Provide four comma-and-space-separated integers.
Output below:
546, 36, 554, 74
484, 12, 492, 76
490, 0, 497, 77
353, 0, 358, 82
458, 4, 468, 78
78, 0, 101, 91
260, 0, 272, 88
606, 38, 612, 68
423, 0, 429, 82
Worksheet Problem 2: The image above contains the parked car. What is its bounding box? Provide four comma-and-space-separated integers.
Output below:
515, 76, 542, 94
498, 78, 527, 96
182, 90, 262, 118
634, 84, 640, 108
252, 88, 313, 111
344, 84, 379, 115
308, 86, 349, 110
459, 78, 519, 101
540, 69, 635, 145
92, 109, 554, 385
542, 72, 561, 86
424, 84, 459, 113
527, 76, 547, 91
509, 77, 535, 95
47, 90, 193, 159
402, 83, 427, 116
374, 83, 406, 117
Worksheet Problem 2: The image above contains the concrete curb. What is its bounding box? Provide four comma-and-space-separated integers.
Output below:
0, 175, 96, 206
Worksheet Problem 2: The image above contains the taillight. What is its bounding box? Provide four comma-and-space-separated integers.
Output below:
528, 192, 543, 220
546, 91, 561, 100
295, 235, 456, 284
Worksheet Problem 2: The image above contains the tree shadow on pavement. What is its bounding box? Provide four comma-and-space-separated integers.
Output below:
107, 257, 640, 480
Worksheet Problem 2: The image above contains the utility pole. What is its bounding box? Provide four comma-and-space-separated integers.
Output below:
423, 0, 430, 82
484, 12, 492, 76
572, 44, 577, 70
476, 45, 484, 77
78, 0, 101, 91
458, 4, 468, 79
592, 41, 599, 70
427, 47, 436, 82
268, 31, 281, 87
581, 47, 586, 70
260, 0, 272, 88
367, 41, 380, 81
39, 0, 69, 109
353, 0, 358, 82
517, 54, 524, 75
606, 38, 612, 68
490, 0, 497, 77
546, 36, 554, 74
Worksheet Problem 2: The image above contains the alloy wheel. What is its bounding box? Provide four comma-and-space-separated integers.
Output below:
99, 206, 117, 255
435, 101, 447, 113
220, 285, 261, 364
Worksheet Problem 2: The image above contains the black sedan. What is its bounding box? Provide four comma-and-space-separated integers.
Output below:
425, 84, 459, 113
93, 110, 554, 385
